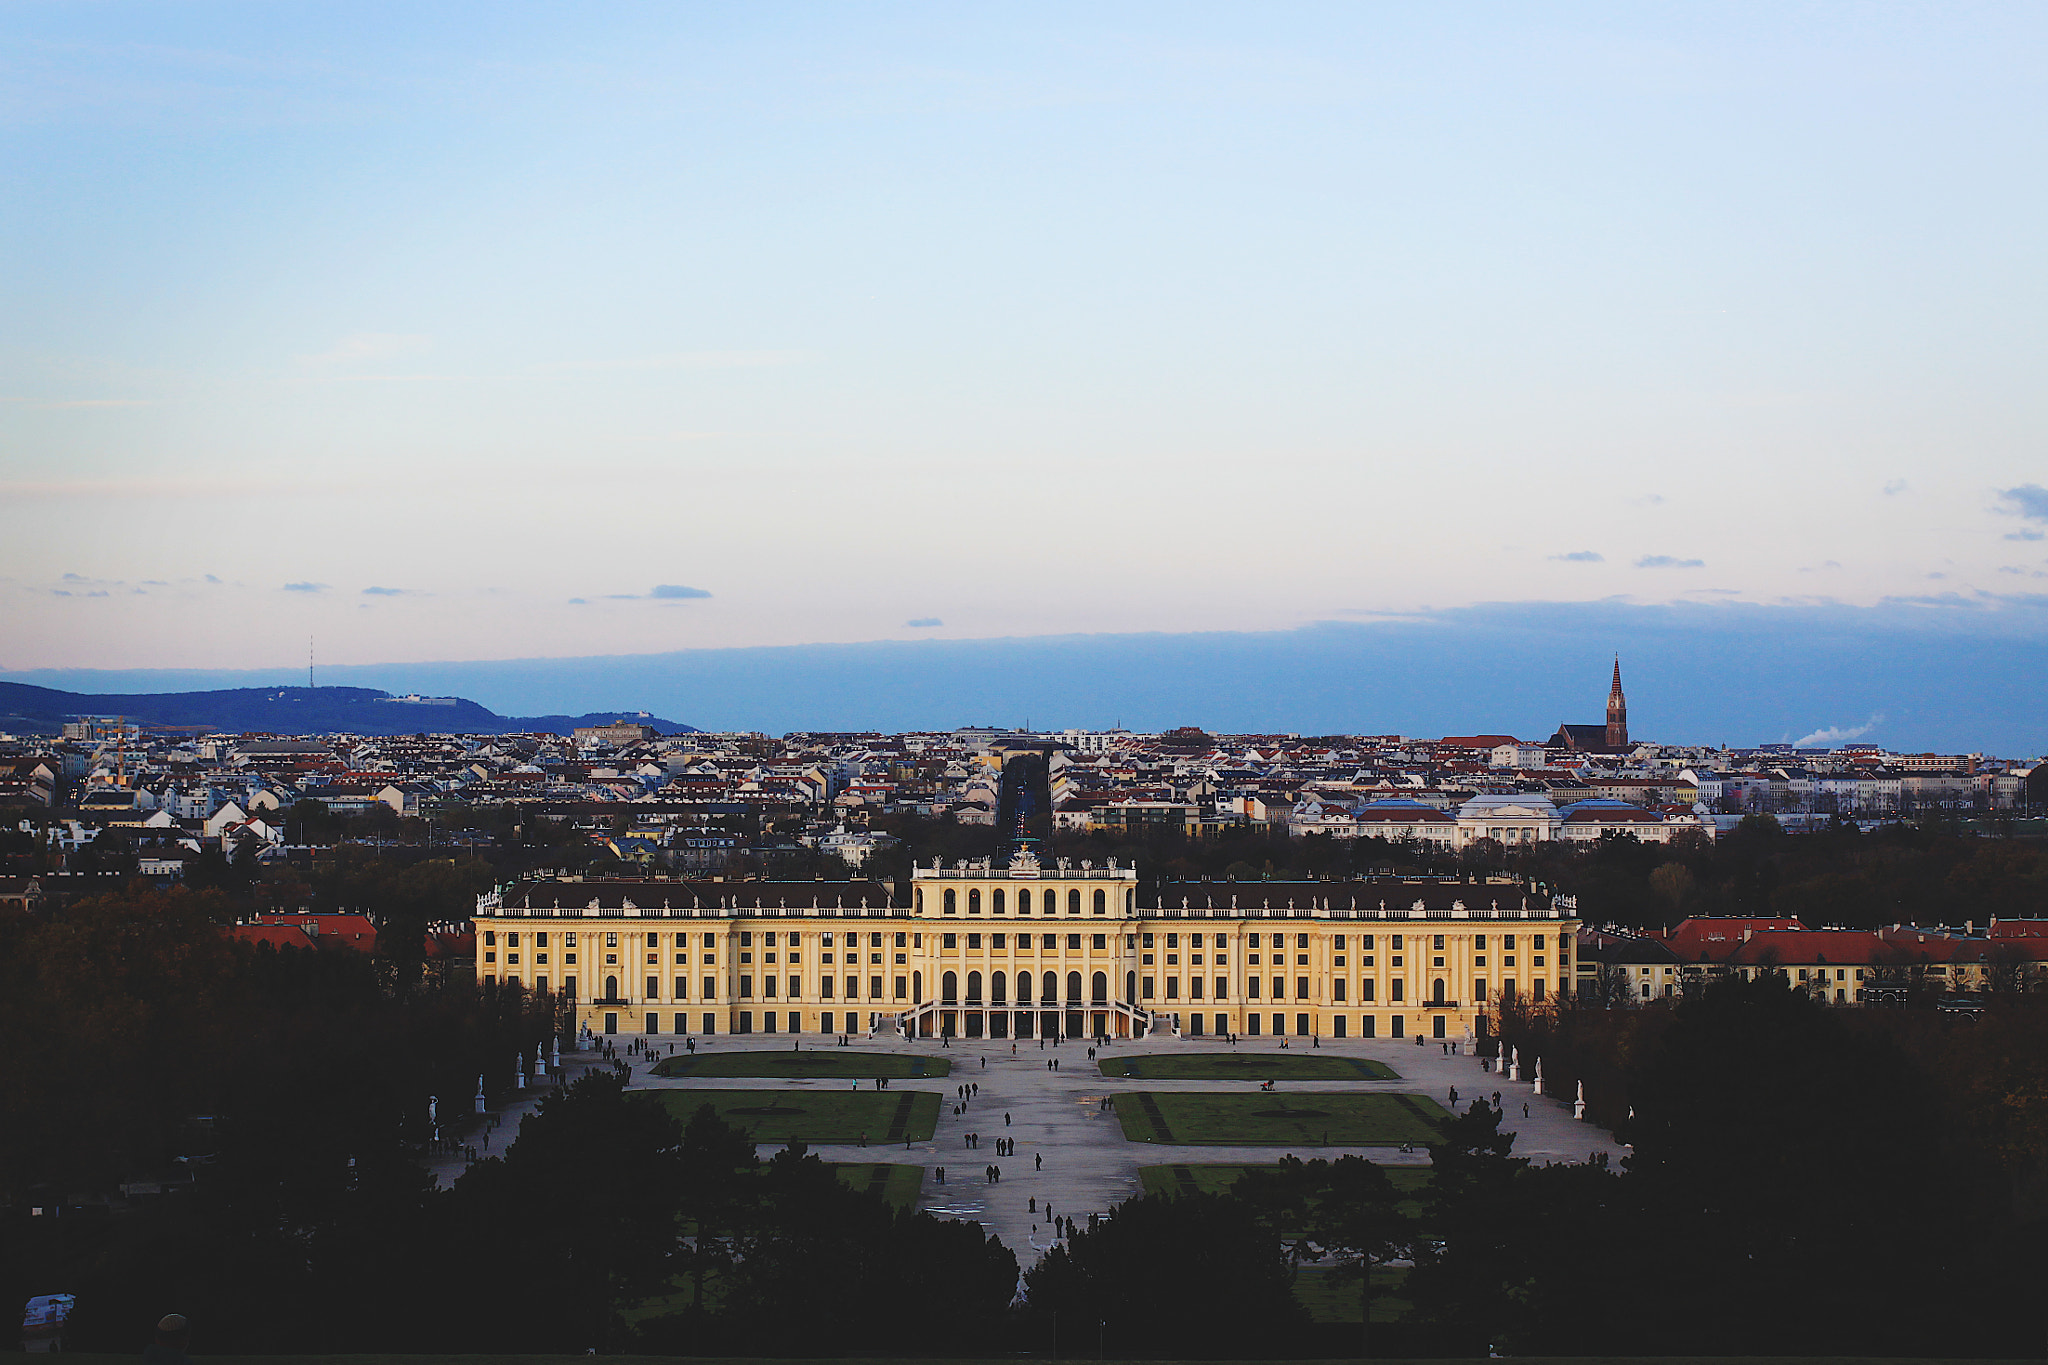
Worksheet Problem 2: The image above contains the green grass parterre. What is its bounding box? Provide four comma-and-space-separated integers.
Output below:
650, 1049, 949, 1080
1099, 1052, 1397, 1081
645, 1088, 940, 1145
1117, 1091, 1450, 1146
1137, 1162, 1431, 1218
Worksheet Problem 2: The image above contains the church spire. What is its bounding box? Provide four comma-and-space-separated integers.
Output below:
1606, 655, 1628, 749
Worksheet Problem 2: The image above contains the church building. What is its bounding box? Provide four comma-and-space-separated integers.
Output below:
1549, 657, 1631, 754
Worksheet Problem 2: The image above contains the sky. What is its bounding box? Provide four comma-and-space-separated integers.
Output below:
4, 3, 2047, 746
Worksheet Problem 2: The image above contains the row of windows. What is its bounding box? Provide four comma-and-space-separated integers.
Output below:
588, 1009, 1493, 1042
923, 887, 1135, 915
482, 926, 1553, 953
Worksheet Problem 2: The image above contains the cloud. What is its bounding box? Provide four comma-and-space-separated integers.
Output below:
1798, 560, 1843, 573
282, 581, 328, 593
1884, 479, 1908, 496
297, 333, 432, 366
650, 584, 712, 600
204, 574, 222, 583
906, 618, 944, 628
2007, 528, 2046, 541
361, 585, 421, 597
1791, 714, 1884, 748
1635, 555, 1705, 569
567, 597, 589, 605
61, 573, 86, 581
1548, 551, 1604, 563
1999, 484, 2048, 522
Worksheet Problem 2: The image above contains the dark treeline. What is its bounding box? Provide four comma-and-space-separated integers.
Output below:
0, 888, 560, 1350
1033, 978, 2048, 1358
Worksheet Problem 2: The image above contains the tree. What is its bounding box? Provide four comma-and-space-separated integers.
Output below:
1024, 1191, 1304, 1357
1404, 1101, 1528, 1352
1236, 1154, 1409, 1358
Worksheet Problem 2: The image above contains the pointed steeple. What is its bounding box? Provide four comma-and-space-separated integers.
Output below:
1606, 655, 1628, 749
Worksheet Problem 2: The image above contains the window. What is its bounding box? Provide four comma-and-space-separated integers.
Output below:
1018, 889, 1032, 913
968, 933, 981, 949
1068, 889, 1082, 914
1249, 933, 1261, 948
647, 932, 659, 947
606, 932, 619, 948
740, 976, 753, 997
1504, 934, 1516, 950
1361, 934, 1374, 949
1298, 934, 1309, 949
702, 976, 715, 999
483, 931, 496, 946
1391, 980, 1404, 1002
1144, 933, 1155, 948
1248, 977, 1261, 999
870, 975, 882, 998
895, 932, 907, 947
943, 933, 957, 948
1191, 933, 1203, 947
703, 933, 716, 947
507, 932, 520, 948
1298, 976, 1310, 999
1093, 889, 1107, 914
1191, 977, 1204, 998
646, 976, 659, 998
1213, 978, 1227, 999
1091, 934, 1106, 950
944, 889, 957, 913
1433, 934, 1445, 951
992, 889, 1005, 913
993, 933, 1005, 949
740, 932, 753, 947
1067, 934, 1082, 950
968, 888, 980, 913
536, 932, 549, 948
895, 976, 907, 998
1334, 980, 1347, 1001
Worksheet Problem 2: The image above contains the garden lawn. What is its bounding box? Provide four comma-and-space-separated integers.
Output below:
1117, 1092, 1449, 1146
651, 1049, 949, 1080
1138, 1163, 1430, 1218
833, 1162, 925, 1211
646, 1089, 940, 1144
1099, 1053, 1396, 1081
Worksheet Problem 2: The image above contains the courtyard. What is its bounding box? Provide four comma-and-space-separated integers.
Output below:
1116, 1091, 1452, 1146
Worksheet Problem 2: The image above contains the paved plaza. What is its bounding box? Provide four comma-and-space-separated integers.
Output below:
431, 1029, 1628, 1261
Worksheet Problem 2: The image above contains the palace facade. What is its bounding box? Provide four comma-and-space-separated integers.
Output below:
473, 849, 1580, 1043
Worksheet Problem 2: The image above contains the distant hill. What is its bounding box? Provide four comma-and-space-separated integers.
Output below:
0, 683, 696, 738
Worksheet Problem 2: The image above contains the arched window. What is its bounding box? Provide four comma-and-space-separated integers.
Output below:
1017, 889, 1032, 914
605, 974, 619, 1000
1015, 971, 1032, 1004
992, 972, 1007, 1004
1125, 970, 1136, 1002
967, 971, 982, 1002
944, 889, 957, 913
1433, 978, 1447, 1003
1126, 890, 1135, 911
1092, 889, 1106, 914
1044, 970, 1061, 1002
942, 971, 959, 1004
1067, 970, 1083, 1003
915, 889, 924, 912
1092, 971, 1108, 1003
1068, 889, 1082, 914
913, 971, 923, 1003
968, 888, 980, 913
992, 888, 1005, 914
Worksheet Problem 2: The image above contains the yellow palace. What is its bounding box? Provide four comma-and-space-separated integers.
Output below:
474, 849, 1578, 1042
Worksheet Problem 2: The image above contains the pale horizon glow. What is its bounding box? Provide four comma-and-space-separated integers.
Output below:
5, 3, 2048, 676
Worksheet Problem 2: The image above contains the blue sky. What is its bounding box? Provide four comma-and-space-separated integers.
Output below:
4, 4, 2046, 746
